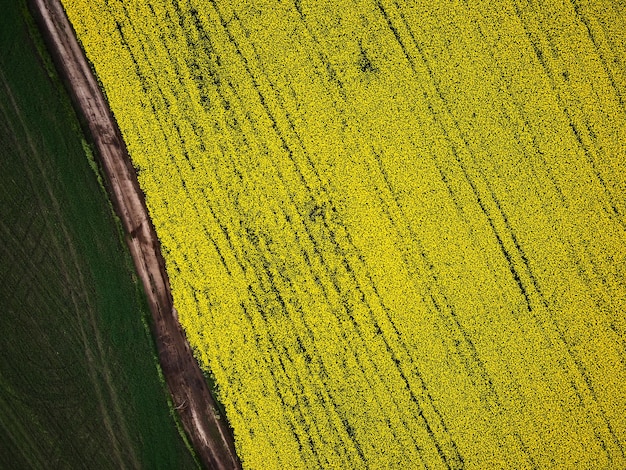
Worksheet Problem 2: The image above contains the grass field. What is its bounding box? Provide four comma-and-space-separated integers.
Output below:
0, 2, 200, 468
61, 0, 626, 468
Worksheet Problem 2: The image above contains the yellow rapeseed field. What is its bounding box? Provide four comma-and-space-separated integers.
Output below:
61, 0, 626, 468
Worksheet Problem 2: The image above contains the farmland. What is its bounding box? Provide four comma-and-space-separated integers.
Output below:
60, 0, 626, 469
0, 1, 199, 468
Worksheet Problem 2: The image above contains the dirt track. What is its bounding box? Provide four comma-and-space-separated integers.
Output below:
28, 1, 242, 468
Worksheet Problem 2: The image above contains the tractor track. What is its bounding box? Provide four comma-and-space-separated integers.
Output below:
28, 1, 241, 468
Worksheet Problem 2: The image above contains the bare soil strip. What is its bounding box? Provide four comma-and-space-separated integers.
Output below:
28, 1, 242, 468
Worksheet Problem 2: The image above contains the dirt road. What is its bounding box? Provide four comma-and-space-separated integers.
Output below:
28, 1, 242, 468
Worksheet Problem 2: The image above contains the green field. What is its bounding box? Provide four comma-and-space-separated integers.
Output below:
0, 2, 199, 468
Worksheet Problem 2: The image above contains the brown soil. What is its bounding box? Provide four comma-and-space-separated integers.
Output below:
28, 1, 242, 469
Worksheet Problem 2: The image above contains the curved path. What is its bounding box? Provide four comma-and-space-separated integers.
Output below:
28, 1, 242, 468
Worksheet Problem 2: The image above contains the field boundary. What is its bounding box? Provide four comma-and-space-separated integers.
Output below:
28, 1, 242, 468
